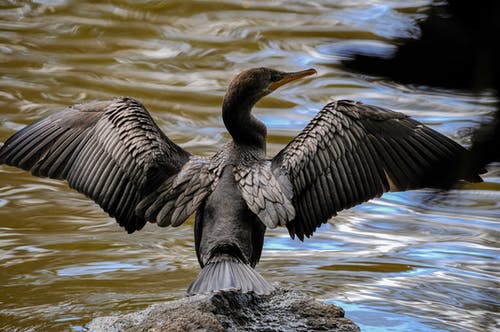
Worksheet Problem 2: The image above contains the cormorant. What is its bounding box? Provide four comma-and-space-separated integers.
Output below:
0, 67, 483, 295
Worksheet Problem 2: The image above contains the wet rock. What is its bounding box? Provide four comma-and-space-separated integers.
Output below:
86, 287, 360, 332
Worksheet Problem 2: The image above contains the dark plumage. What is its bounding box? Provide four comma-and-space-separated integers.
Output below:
0, 67, 483, 295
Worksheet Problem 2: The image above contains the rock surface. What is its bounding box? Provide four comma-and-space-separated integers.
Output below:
87, 287, 360, 332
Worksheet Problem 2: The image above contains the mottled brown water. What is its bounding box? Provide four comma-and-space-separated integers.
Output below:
0, 1, 499, 331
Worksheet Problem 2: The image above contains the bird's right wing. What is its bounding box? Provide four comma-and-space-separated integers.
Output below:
0, 97, 192, 233
272, 100, 483, 240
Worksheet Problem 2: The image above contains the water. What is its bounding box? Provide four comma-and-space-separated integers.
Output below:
0, 1, 499, 331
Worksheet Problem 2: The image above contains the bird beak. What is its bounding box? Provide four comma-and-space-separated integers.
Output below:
268, 68, 317, 91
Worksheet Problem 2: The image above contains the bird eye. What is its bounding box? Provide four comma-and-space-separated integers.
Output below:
270, 72, 282, 82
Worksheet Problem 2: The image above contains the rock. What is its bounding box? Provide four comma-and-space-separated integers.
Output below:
86, 287, 360, 332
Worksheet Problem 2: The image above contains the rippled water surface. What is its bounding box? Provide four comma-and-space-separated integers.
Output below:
1, 1, 499, 331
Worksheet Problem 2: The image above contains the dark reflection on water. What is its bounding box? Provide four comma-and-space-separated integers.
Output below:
0, 1, 499, 331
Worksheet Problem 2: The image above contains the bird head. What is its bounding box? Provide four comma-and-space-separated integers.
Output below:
223, 67, 317, 110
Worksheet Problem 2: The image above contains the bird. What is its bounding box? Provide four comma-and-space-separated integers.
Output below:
0, 67, 484, 295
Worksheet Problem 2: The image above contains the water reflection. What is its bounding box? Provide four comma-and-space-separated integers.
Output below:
57, 261, 149, 277
0, 1, 499, 331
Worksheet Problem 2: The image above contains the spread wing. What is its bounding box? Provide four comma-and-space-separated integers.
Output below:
0, 97, 191, 233
272, 100, 483, 240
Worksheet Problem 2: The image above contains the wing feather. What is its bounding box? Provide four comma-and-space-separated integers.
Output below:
272, 99, 483, 240
235, 161, 295, 228
0, 97, 191, 233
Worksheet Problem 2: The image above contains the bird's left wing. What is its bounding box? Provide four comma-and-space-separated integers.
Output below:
0, 97, 191, 233
272, 100, 483, 240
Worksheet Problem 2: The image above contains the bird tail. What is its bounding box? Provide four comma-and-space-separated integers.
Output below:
187, 254, 274, 295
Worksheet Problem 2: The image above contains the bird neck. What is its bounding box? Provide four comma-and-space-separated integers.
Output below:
222, 95, 267, 151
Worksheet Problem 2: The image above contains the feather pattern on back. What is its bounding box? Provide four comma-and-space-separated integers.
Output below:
136, 156, 221, 227
234, 160, 295, 228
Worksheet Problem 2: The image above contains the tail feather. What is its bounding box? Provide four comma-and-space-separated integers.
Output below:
187, 254, 274, 295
